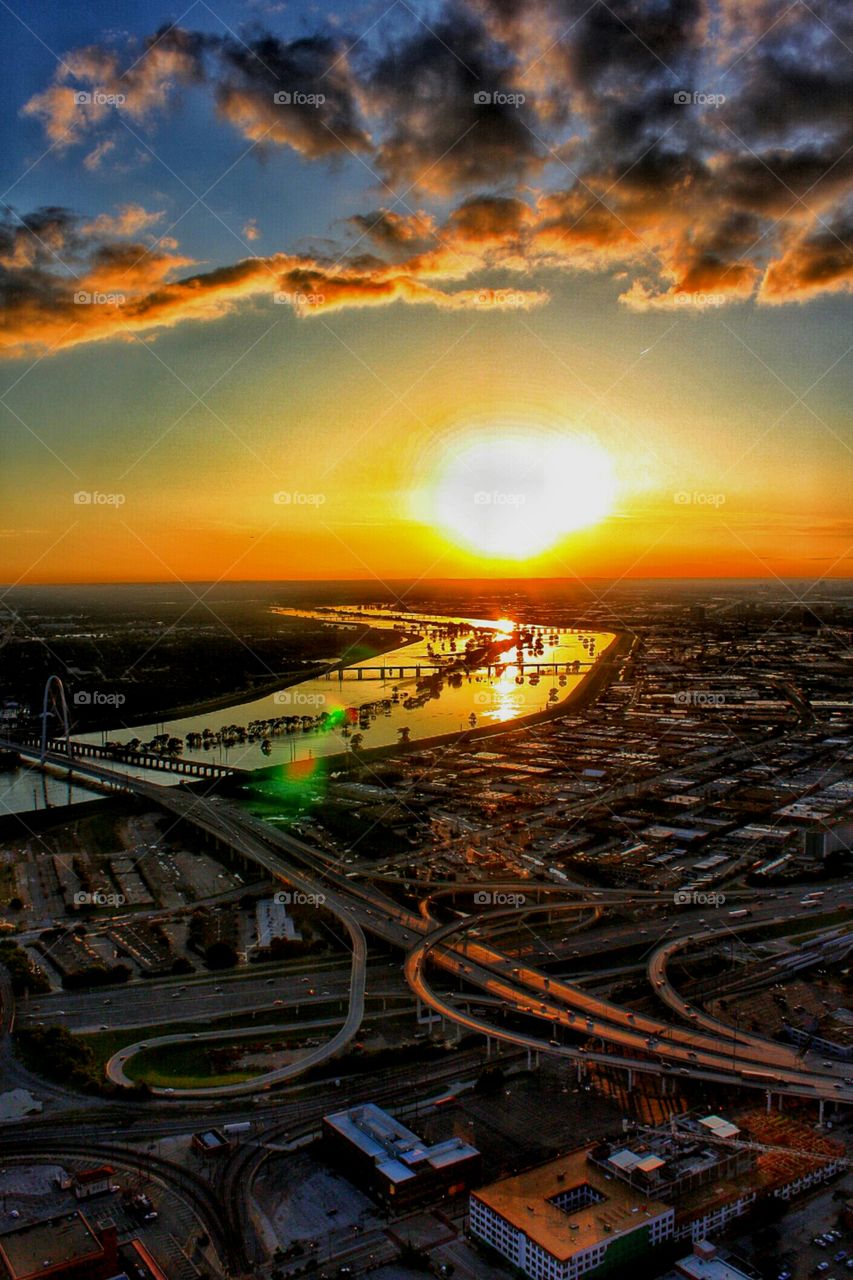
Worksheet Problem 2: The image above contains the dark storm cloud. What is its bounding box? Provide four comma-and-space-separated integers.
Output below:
446, 196, 533, 241
346, 209, 438, 255
214, 32, 371, 158
11, 0, 853, 353
761, 217, 853, 303
364, 5, 544, 193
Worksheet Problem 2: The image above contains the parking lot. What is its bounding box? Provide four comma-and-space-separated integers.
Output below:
731, 1175, 853, 1280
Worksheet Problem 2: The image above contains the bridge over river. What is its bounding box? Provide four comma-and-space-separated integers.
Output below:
6, 734, 240, 779
323, 659, 596, 680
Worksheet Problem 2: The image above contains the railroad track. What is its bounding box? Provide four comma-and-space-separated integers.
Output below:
216, 1048, 523, 1270
0, 1138, 245, 1277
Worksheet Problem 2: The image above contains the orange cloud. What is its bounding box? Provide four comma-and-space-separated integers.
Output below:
0, 206, 549, 359
759, 222, 853, 304
82, 204, 165, 238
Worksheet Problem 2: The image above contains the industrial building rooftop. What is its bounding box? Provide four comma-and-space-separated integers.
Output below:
471, 1146, 672, 1260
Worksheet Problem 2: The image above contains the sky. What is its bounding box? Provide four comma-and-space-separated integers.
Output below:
0, 0, 851, 586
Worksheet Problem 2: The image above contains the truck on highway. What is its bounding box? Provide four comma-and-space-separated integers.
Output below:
728, 908, 752, 919
741, 1068, 780, 1083
223, 1121, 252, 1135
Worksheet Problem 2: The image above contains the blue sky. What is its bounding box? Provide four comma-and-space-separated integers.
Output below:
1, 0, 851, 582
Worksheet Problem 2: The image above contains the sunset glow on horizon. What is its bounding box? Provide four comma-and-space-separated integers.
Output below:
430, 432, 618, 560
0, 0, 850, 586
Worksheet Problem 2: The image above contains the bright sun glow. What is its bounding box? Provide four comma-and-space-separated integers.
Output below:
432, 432, 616, 559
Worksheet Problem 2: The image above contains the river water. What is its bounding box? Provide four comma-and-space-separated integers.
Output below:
2, 608, 614, 811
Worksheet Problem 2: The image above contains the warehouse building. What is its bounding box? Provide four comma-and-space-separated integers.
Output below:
323, 1103, 480, 1207
0, 1212, 118, 1280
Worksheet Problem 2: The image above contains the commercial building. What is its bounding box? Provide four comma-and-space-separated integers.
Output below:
255, 897, 301, 950
469, 1146, 674, 1280
591, 1111, 847, 1243
595, 1121, 758, 1244
589, 1119, 757, 1242
804, 818, 853, 859
191, 1128, 230, 1157
70, 1166, 116, 1200
660, 1239, 755, 1280
116, 1238, 170, 1280
0, 1212, 118, 1280
323, 1103, 480, 1207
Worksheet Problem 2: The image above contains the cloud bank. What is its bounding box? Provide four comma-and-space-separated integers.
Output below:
5, 0, 852, 356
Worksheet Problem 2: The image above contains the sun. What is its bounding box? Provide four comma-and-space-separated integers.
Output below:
431, 430, 616, 559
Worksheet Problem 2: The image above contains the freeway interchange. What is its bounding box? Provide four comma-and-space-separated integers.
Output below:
6, 742, 850, 1111
140, 780, 853, 1108
2, 741, 853, 1279
15, 742, 853, 1110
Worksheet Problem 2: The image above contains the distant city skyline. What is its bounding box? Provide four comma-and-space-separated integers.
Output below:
1, 0, 851, 584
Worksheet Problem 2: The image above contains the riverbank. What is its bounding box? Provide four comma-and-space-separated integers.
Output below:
74, 628, 416, 735
247, 629, 633, 785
